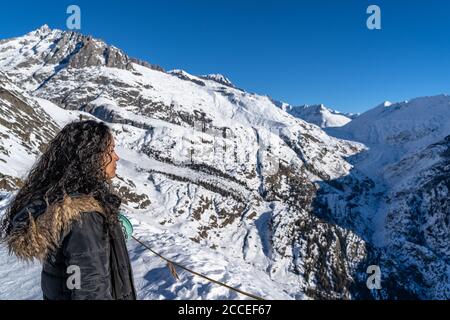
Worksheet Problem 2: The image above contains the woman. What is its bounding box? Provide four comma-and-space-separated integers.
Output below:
0, 120, 136, 300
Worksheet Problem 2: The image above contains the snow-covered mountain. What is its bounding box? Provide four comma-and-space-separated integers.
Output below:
0, 25, 369, 300
200, 74, 235, 87
320, 95, 450, 298
0, 25, 448, 300
280, 104, 356, 128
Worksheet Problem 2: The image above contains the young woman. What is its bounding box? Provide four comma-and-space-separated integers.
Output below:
0, 120, 136, 300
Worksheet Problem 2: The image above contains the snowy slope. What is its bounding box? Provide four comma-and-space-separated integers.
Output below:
318, 96, 450, 299
0, 72, 60, 190
0, 191, 295, 300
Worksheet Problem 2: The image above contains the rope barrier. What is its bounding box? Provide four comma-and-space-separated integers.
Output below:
131, 236, 265, 300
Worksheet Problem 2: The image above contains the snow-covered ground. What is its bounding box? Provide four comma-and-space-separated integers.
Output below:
0, 193, 293, 300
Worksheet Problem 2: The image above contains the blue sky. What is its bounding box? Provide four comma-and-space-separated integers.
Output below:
1, 0, 449, 113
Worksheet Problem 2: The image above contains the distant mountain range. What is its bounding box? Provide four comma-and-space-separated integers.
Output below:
281, 104, 358, 128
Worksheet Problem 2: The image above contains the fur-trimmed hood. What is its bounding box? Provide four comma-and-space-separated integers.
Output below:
6, 194, 105, 261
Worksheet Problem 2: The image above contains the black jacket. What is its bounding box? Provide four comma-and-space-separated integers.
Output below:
6, 194, 137, 300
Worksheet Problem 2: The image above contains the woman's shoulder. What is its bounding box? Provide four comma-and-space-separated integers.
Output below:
61, 194, 107, 230
61, 194, 105, 216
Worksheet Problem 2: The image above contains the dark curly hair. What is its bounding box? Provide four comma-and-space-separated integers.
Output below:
0, 120, 121, 238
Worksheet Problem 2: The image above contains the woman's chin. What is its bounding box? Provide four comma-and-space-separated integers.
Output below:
106, 172, 116, 180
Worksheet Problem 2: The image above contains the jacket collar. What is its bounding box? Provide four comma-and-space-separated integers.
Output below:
7, 194, 104, 261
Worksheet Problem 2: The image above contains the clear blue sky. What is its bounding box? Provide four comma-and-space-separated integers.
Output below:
1, 0, 449, 113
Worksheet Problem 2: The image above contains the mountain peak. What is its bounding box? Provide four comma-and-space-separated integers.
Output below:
169, 69, 189, 77
281, 103, 353, 128
33, 24, 52, 35
0, 26, 165, 89
200, 74, 234, 87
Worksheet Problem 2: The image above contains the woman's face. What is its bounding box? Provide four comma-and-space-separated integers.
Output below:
104, 137, 120, 179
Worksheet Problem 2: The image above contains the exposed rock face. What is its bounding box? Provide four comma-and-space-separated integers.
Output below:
0, 25, 164, 90
0, 72, 59, 193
